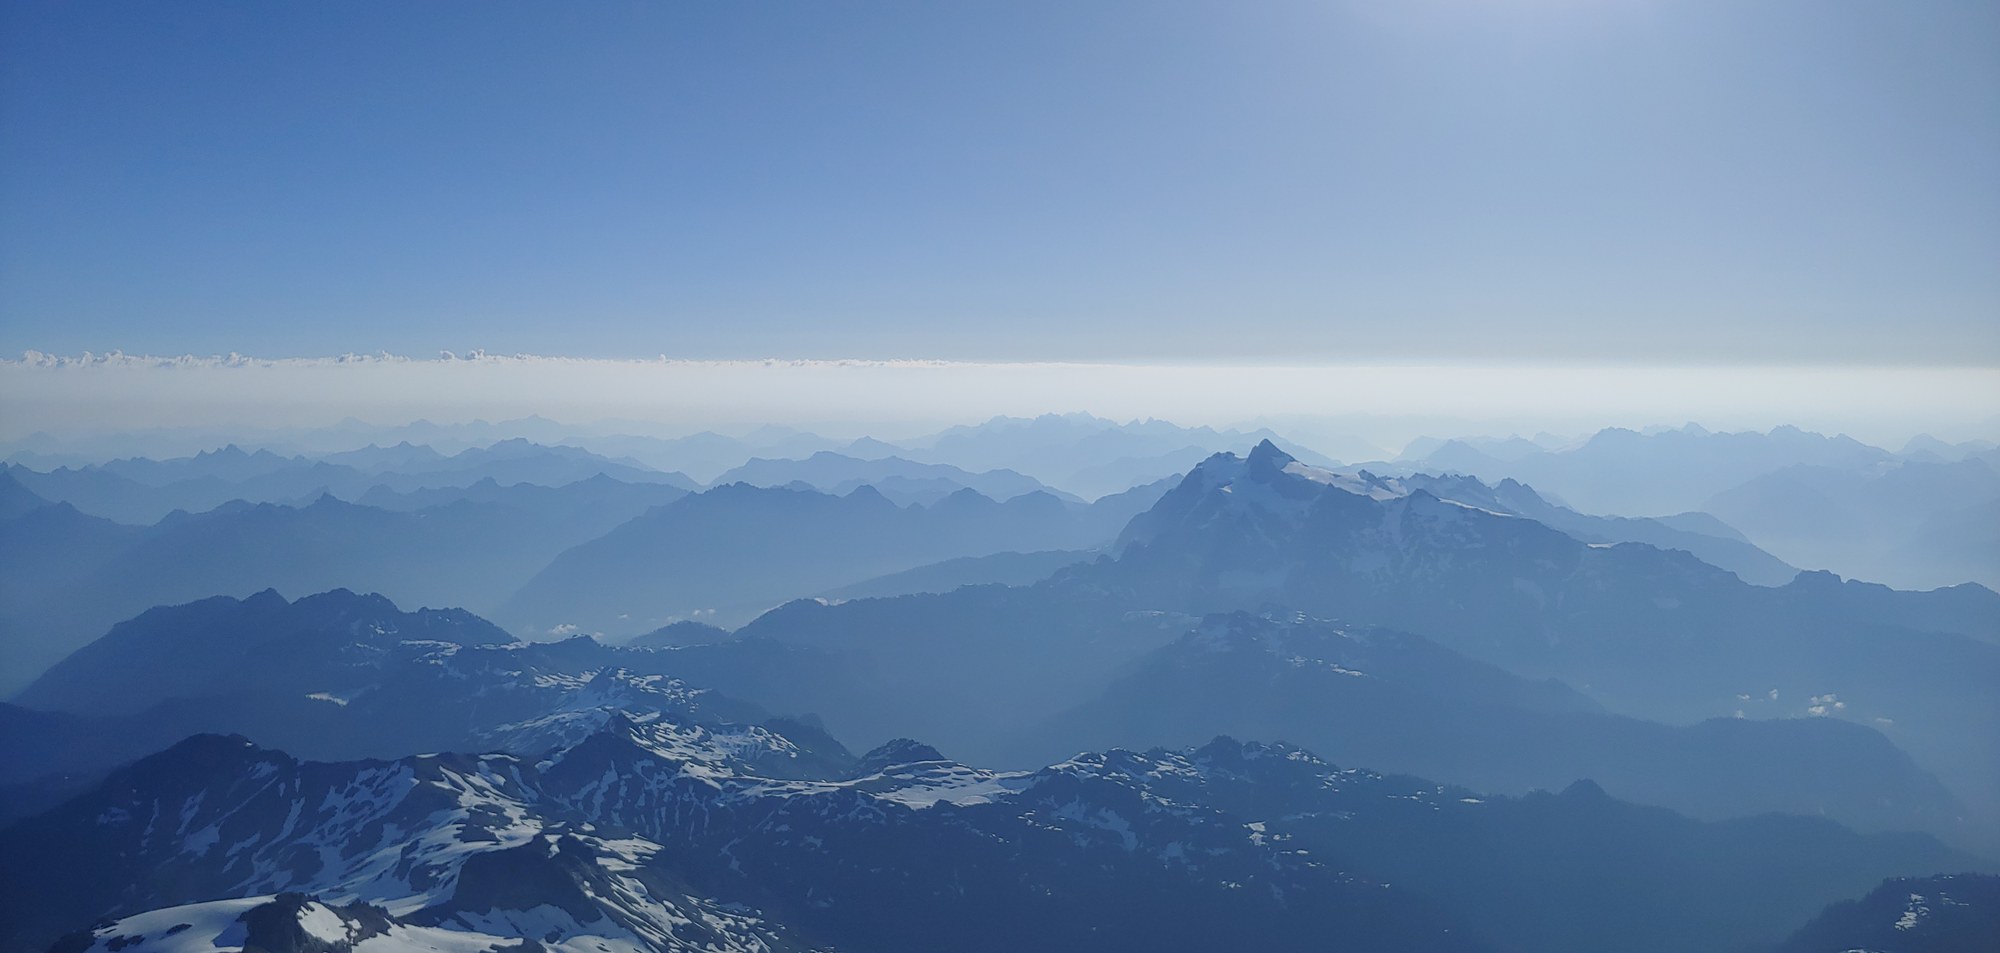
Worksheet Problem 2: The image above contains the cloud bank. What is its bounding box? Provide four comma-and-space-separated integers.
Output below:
3, 351, 1995, 447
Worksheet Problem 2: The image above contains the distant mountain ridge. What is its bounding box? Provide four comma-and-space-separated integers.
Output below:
6, 588, 848, 789
891, 413, 1342, 498
1015, 610, 1965, 837
0, 474, 692, 695
1249, 467, 1799, 586
5, 438, 694, 524
24, 584, 1967, 846
709, 450, 1074, 504
1705, 457, 2000, 590
1396, 423, 1898, 516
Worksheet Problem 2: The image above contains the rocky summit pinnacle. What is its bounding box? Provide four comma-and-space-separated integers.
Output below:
1244, 438, 1297, 475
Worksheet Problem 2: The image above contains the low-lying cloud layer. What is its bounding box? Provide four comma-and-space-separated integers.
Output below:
4, 351, 1995, 448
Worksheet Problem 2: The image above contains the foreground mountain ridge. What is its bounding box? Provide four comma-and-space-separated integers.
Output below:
6, 719, 1985, 953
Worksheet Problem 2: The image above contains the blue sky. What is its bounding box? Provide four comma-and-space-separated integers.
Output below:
3, 0, 1996, 363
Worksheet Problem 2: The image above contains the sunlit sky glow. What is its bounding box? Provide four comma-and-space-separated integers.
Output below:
3, 0, 1997, 366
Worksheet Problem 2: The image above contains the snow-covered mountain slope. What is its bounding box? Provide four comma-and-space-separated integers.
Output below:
6, 719, 862, 953
47, 849, 814, 953
3, 590, 858, 809
57, 894, 569, 953
1772, 873, 2000, 953
8, 731, 815, 953
10, 726, 1981, 953
23, 581, 1963, 859
6, 726, 1499, 953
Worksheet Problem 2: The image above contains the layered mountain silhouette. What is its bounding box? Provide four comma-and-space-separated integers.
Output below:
8, 590, 849, 774
1100, 443, 2000, 832
502, 480, 1169, 635
1399, 423, 1898, 516
1012, 611, 1966, 836
0, 499, 148, 695
0, 476, 690, 694
22, 583, 1970, 853
1393, 471, 1798, 585
710, 451, 1071, 505
4, 439, 692, 524
668, 442, 2000, 849
813, 549, 1096, 601
1705, 457, 2000, 590
5, 425, 1996, 953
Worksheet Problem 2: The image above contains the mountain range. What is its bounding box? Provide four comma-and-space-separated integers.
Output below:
1387, 424, 1999, 591
5, 424, 1998, 952
3, 439, 694, 525
0, 475, 689, 695
3, 711, 1981, 953
650, 442, 2000, 851
1396, 424, 1899, 516
708, 451, 1073, 505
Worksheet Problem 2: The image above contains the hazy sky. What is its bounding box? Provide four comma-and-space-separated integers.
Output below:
4, 0, 1996, 364
4, 354, 1996, 452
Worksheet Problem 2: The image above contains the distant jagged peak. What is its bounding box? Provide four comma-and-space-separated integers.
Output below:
840, 483, 896, 507
305, 490, 348, 508
1181, 442, 1403, 504
1245, 437, 1295, 471
850, 738, 948, 778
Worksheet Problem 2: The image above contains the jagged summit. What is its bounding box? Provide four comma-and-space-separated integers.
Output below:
1245, 437, 1296, 473
1119, 442, 1381, 551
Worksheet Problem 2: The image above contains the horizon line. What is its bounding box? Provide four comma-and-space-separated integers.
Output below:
9, 349, 2000, 373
